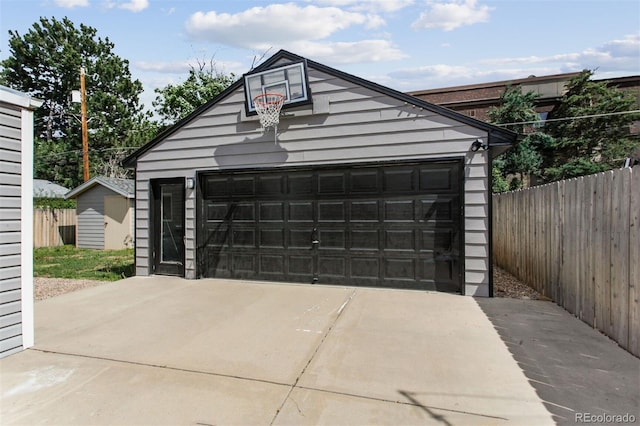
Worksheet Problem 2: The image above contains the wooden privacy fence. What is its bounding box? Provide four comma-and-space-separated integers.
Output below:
33, 208, 76, 248
493, 167, 639, 357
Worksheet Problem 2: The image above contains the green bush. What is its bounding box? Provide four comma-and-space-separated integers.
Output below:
34, 197, 76, 209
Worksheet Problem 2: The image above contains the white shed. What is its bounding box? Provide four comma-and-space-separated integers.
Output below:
65, 177, 135, 250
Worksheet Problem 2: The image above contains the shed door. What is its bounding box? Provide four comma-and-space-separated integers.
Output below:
104, 195, 132, 250
198, 160, 462, 292
152, 179, 185, 276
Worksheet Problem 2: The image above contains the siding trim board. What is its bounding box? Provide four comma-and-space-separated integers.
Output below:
124, 50, 516, 297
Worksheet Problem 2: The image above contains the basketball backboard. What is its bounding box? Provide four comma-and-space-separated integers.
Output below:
244, 60, 312, 115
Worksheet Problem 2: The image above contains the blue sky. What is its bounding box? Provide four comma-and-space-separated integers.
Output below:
1, 0, 639, 111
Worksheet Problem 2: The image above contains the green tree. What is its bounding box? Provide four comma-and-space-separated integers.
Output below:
488, 86, 545, 190
153, 60, 236, 125
542, 70, 640, 181
0, 17, 149, 188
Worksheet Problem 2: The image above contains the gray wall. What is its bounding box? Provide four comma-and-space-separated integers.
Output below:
134, 65, 492, 295
0, 102, 24, 357
76, 186, 119, 249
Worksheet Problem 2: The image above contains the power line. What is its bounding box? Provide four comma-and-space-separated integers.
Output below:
494, 109, 640, 127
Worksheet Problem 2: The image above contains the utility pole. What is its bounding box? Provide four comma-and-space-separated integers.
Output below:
80, 67, 89, 182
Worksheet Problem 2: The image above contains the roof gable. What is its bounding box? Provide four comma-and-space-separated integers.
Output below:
65, 176, 134, 199
33, 179, 70, 198
123, 50, 516, 167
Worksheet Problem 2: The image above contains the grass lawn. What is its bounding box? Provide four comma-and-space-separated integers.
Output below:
34, 245, 134, 281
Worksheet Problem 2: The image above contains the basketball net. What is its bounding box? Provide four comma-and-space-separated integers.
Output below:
253, 93, 285, 143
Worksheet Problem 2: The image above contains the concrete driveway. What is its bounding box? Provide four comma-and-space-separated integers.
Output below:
1, 276, 553, 425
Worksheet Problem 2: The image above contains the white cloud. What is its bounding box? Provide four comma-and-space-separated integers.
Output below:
412, 0, 492, 31
387, 34, 640, 91
314, 0, 414, 12
54, 0, 89, 8
185, 3, 380, 47
286, 39, 407, 63
599, 34, 640, 59
134, 61, 192, 74
478, 34, 640, 74
134, 59, 246, 75
118, 0, 148, 12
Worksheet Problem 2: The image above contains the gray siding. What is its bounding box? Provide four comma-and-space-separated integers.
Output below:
134, 66, 493, 295
0, 102, 23, 356
76, 185, 115, 249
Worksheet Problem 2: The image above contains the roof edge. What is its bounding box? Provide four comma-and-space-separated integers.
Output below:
0, 85, 44, 110
123, 49, 517, 167
65, 176, 134, 199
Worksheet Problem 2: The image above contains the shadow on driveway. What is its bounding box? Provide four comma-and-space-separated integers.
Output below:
475, 298, 640, 425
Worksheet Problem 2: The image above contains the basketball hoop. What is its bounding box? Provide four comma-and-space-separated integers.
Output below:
253, 93, 285, 142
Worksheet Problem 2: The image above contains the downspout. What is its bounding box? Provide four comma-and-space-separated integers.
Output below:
488, 145, 494, 297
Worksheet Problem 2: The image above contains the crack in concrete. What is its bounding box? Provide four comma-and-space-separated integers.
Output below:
269, 288, 357, 425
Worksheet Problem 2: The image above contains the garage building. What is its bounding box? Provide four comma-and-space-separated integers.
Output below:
123, 50, 516, 296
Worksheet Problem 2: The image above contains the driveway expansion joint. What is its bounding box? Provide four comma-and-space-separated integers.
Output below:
29, 348, 291, 388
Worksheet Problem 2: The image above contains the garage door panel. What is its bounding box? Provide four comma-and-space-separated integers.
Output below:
351, 258, 379, 279
384, 200, 415, 221
350, 229, 380, 250
289, 229, 312, 248
420, 229, 455, 252
318, 256, 346, 278
199, 160, 462, 292
350, 171, 379, 193
384, 229, 415, 251
384, 258, 416, 280
420, 167, 458, 192
421, 258, 454, 281
259, 229, 284, 248
206, 202, 230, 221
351, 201, 379, 222
232, 203, 255, 221
204, 177, 229, 198
318, 201, 346, 222
259, 202, 285, 221
258, 175, 284, 196
232, 177, 255, 196
420, 197, 457, 222
232, 228, 256, 247
203, 225, 231, 246
383, 169, 415, 193
318, 229, 346, 249
289, 202, 314, 222
318, 173, 346, 194
233, 253, 257, 273
288, 174, 313, 195
260, 255, 285, 274
203, 253, 230, 277
289, 255, 314, 276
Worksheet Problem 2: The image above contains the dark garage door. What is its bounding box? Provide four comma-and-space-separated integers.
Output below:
197, 160, 463, 292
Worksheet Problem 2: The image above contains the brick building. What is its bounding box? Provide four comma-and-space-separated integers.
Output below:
408, 73, 640, 131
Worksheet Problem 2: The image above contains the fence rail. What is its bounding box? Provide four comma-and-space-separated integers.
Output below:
33, 208, 76, 248
493, 167, 639, 357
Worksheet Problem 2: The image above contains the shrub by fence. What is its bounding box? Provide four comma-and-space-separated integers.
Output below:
493, 167, 639, 357
33, 208, 76, 248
